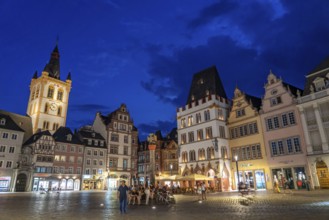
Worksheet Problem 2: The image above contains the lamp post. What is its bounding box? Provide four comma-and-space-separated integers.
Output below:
234, 155, 240, 190
170, 164, 173, 176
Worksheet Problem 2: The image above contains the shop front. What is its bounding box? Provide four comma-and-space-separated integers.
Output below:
235, 169, 267, 190
33, 174, 80, 191
0, 176, 11, 192
271, 166, 307, 189
82, 174, 105, 190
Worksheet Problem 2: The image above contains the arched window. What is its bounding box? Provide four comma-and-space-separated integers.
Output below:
36, 87, 40, 98
31, 88, 35, 100
44, 103, 49, 113
221, 146, 228, 159
57, 106, 62, 116
198, 148, 205, 160
182, 151, 188, 162
47, 85, 55, 98
189, 150, 196, 161
57, 89, 64, 101
207, 147, 215, 159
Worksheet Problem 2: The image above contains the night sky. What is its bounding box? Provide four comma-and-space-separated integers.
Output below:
1, 0, 329, 140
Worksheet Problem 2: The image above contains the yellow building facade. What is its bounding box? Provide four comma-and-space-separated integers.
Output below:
228, 88, 272, 190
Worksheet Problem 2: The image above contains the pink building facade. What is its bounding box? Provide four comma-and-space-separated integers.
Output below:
260, 72, 310, 190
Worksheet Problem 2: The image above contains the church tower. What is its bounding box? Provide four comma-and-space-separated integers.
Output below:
27, 44, 72, 134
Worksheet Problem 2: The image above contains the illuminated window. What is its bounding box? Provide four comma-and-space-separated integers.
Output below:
57, 89, 63, 101
47, 86, 54, 98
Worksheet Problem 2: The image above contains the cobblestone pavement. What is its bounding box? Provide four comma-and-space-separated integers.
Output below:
1, 190, 329, 220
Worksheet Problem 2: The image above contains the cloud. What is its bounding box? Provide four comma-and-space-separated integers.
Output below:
141, 0, 329, 106
137, 120, 177, 140
70, 104, 111, 113
187, 0, 238, 29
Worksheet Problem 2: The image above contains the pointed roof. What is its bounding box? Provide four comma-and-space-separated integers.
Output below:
186, 66, 227, 104
0, 113, 24, 132
23, 130, 52, 146
53, 127, 83, 145
244, 94, 262, 111
33, 71, 38, 79
0, 110, 33, 142
303, 56, 329, 96
43, 45, 60, 79
309, 56, 329, 75
66, 72, 71, 80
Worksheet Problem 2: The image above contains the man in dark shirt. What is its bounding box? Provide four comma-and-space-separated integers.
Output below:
117, 180, 129, 214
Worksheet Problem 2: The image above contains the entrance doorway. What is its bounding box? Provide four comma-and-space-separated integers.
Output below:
15, 174, 27, 192
316, 160, 329, 189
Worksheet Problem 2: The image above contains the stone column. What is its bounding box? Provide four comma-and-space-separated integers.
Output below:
313, 104, 329, 152
148, 144, 156, 186
298, 107, 313, 153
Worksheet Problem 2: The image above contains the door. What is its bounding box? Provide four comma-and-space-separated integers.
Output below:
15, 174, 27, 192
316, 161, 329, 189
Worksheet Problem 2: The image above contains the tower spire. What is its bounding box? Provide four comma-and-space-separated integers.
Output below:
43, 42, 60, 79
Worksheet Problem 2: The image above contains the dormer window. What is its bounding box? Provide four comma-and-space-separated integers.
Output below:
67, 134, 72, 141
0, 118, 6, 125
313, 77, 326, 92
271, 96, 282, 106
271, 89, 278, 95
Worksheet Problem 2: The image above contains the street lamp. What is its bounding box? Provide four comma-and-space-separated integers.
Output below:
234, 155, 240, 190
170, 164, 173, 176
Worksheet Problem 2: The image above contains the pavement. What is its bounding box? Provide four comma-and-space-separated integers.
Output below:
1, 189, 329, 220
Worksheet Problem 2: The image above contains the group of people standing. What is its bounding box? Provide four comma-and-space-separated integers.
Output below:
195, 182, 207, 200
116, 180, 155, 214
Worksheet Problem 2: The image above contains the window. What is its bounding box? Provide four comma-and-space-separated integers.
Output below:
181, 118, 186, 128
219, 126, 225, 138
123, 159, 128, 170
236, 109, 245, 117
204, 110, 211, 121
188, 131, 194, 143
273, 117, 279, 128
47, 86, 54, 98
69, 156, 74, 163
124, 146, 128, 155
44, 103, 49, 113
79, 147, 83, 153
267, 118, 273, 130
111, 134, 119, 142
43, 121, 49, 129
205, 127, 213, 139
0, 146, 6, 152
181, 134, 186, 144
85, 169, 90, 175
271, 96, 282, 106
93, 169, 97, 175
189, 150, 196, 161
182, 151, 188, 162
293, 138, 301, 152
198, 148, 206, 160
54, 155, 60, 161
196, 113, 202, 123
207, 147, 215, 159
278, 141, 284, 154
57, 89, 63, 101
124, 135, 128, 143
287, 139, 293, 153
87, 149, 91, 155
100, 151, 104, 157
110, 145, 118, 154
86, 159, 91, 165
197, 129, 204, 141
100, 141, 104, 147
218, 108, 224, 120
60, 156, 66, 162
57, 107, 62, 116
70, 146, 75, 152
6, 161, 12, 168
99, 160, 103, 166
68, 167, 73, 174
109, 158, 118, 168
77, 157, 82, 163
119, 123, 126, 131
0, 118, 6, 125
288, 112, 296, 125
11, 134, 17, 140
53, 123, 59, 131
188, 116, 193, 126
94, 150, 98, 156
93, 160, 97, 166
2, 133, 8, 139
282, 114, 288, 126
9, 146, 15, 153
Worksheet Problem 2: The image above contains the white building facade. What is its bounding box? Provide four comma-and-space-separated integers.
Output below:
177, 66, 231, 191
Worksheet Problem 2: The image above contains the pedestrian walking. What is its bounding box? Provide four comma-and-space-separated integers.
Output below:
201, 182, 207, 200
274, 176, 280, 193
145, 186, 150, 205
117, 180, 129, 214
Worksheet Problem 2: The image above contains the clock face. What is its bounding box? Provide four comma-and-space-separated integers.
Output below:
50, 103, 57, 111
